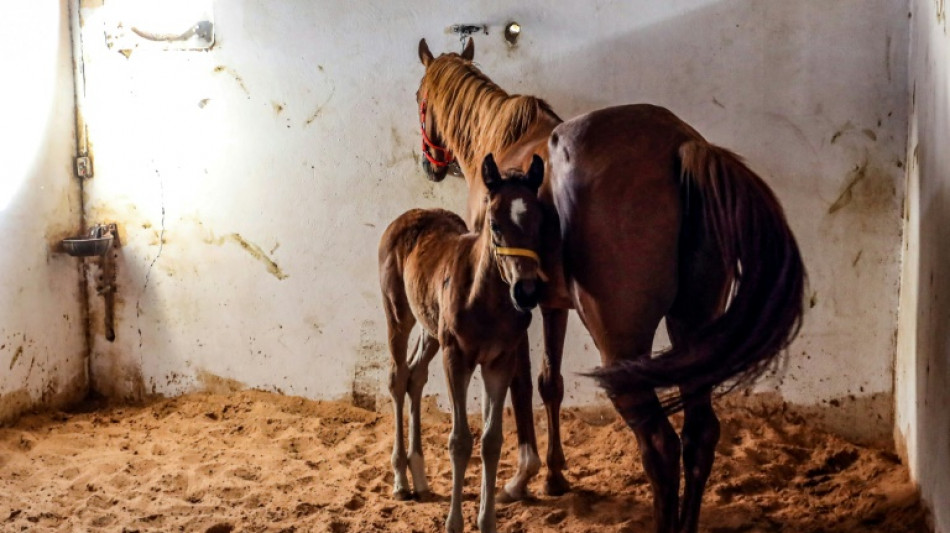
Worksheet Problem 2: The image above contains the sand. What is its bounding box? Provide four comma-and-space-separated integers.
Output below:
0, 390, 930, 532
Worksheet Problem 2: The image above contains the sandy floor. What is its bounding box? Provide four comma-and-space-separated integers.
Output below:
0, 390, 929, 533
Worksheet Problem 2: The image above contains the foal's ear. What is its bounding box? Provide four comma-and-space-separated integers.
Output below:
419, 38, 434, 67
482, 153, 502, 193
523, 154, 544, 192
461, 38, 475, 61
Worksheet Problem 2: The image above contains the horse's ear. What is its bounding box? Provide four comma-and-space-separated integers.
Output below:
461, 38, 475, 61
419, 38, 434, 67
482, 153, 502, 193
524, 154, 544, 192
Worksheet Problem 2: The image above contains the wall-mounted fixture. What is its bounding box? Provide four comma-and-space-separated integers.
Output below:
104, 0, 214, 54
62, 224, 116, 257
449, 23, 487, 51
131, 20, 213, 46
62, 224, 119, 342
504, 22, 521, 46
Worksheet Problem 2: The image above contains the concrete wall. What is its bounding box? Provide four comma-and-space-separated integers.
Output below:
75, 1, 908, 440
896, 0, 949, 530
0, 1, 88, 421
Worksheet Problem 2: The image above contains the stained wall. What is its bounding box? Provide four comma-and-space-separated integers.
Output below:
0, 1, 87, 421
73, 1, 908, 442
896, 0, 949, 529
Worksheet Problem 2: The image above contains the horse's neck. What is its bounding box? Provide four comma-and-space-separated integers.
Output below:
458, 228, 507, 309
465, 185, 488, 230
462, 115, 561, 230
459, 106, 558, 172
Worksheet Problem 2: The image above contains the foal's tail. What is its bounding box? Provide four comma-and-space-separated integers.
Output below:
588, 140, 806, 413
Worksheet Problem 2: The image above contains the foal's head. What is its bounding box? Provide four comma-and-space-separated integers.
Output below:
481, 153, 545, 312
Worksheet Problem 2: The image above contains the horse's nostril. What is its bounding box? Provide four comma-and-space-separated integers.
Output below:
512, 280, 539, 310
421, 158, 447, 182
516, 280, 536, 299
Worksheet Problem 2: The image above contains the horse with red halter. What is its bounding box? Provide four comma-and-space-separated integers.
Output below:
413, 38, 805, 533
379, 154, 546, 533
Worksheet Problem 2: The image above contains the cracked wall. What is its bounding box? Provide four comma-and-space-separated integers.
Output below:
75, 1, 908, 442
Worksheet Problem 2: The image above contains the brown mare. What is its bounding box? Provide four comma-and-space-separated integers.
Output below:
379, 154, 546, 533
414, 39, 806, 533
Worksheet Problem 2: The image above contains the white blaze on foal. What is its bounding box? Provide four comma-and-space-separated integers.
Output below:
510, 198, 527, 228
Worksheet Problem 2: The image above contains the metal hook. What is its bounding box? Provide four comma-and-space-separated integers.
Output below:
450, 24, 487, 51
131, 20, 213, 44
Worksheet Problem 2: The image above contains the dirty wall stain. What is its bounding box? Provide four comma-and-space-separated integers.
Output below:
352, 320, 385, 410
206, 233, 288, 280
828, 161, 868, 214
8, 346, 23, 370
213, 65, 250, 96
304, 86, 336, 127
826, 158, 896, 216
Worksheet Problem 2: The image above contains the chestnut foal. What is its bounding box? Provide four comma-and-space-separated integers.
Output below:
378, 154, 546, 533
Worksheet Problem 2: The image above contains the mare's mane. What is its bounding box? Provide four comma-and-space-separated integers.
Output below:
422, 55, 560, 167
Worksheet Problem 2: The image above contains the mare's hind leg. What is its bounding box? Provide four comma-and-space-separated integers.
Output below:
406, 332, 440, 497
383, 291, 414, 500
668, 318, 721, 533
677, 388, 718, 533
501, 334, 541, 502
538, 307, 571, 495
611, 389, 681, 533
666, 248, 727, 532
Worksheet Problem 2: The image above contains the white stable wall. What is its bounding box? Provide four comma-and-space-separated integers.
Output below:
896, 0, 949, 529
0, 1, 87, 421
76, 1, 908, 441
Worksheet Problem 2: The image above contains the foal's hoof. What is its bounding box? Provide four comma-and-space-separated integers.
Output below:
496, 488, 523, 504
544, 472, 572, 496
393, 489, 414, 501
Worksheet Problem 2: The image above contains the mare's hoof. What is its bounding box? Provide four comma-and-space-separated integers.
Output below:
496, 488, 520, 504
393, 489, 413, 501
414, 489, 436, 502
544, 472, 572, 496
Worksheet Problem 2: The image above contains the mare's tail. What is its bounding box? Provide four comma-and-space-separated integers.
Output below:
588, 140, 806, 413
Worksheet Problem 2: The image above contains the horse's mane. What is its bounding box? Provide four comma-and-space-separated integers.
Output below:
422, 55, 561, 167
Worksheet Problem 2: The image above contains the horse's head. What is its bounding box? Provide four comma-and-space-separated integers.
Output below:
482, 153, 545, 312
415, 38, 475, 182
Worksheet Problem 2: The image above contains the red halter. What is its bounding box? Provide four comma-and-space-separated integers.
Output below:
419, 97, 455, 168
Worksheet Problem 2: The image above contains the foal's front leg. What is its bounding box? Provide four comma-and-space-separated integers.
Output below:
478, 358, 514, 533
444, 344, 474, 533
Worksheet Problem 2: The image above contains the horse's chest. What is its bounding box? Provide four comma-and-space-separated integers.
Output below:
442, 305, 530, 358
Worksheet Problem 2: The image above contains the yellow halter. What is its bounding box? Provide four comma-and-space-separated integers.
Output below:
493, 245, 549, 282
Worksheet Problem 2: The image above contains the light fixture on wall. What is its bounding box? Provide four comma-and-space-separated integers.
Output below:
504, 22, 521, 46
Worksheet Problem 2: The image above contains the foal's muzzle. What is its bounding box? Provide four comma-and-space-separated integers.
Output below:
495, 246, 546, 312
511, 279, 540, 312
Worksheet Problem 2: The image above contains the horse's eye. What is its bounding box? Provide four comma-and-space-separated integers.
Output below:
490, 221, 500, 234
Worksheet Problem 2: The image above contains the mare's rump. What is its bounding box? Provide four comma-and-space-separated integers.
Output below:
551, 104, 805, 409
546, 105, 691, 356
